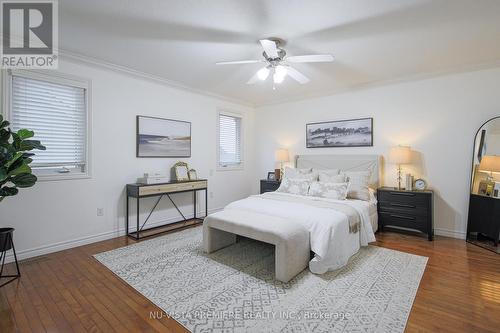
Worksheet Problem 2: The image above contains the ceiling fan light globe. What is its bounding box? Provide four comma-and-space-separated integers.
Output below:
257, 67, 270, 80
273, 72, 285, 84
275, 65, 287, 78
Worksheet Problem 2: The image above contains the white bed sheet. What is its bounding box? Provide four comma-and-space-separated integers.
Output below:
224, 192, 377, 274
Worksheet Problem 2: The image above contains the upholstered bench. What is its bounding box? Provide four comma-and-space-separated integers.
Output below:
203, 209, 310, 283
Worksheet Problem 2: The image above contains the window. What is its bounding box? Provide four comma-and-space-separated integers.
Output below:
217, 111, 243, 170
5, 70, 91, 179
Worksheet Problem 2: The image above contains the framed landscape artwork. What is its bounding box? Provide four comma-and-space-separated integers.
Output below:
136, 116, 191, 157
306, 117, 373, 148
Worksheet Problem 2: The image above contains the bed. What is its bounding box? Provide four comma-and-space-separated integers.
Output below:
203, 154, 380, 282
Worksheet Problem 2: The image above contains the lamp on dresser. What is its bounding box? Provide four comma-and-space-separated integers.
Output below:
388, 145, 412, 190
275, 148, 289, 181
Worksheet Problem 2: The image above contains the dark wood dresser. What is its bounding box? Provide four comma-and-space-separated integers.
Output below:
377, 187, 434, 240
260, 180, 281, 194
467, 194, 500, 246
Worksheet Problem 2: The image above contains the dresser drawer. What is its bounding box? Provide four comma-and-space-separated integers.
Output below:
378, 190, 430, 207
138, 180, 207, 196
378, 211, 429, 231
378, 201, 429, 217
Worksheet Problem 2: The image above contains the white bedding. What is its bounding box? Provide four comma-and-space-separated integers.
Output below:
225, 192, 376, 274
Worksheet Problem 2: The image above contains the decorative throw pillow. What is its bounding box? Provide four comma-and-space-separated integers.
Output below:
283, 167, 318, 181
308, 182, 349, 200
343, 171, 371, 201
277, 178, 311, 196
284, 167, 311, 178
318, 173, 345, 183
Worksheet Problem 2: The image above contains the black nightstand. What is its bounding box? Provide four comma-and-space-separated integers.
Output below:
377, 187, 434, 241
260, 180, 281, 194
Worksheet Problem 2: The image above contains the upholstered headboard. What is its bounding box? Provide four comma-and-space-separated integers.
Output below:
295, 154, 381, 188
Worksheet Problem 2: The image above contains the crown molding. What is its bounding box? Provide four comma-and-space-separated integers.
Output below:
59, 50, 255, 108
255, 58, 500, 108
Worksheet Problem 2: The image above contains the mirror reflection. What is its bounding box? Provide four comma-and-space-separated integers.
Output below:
471, 119, 500, 197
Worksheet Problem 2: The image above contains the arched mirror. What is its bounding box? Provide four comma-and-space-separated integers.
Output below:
467, 116, 500, 253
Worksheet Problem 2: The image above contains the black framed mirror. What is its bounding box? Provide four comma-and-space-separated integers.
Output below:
467, 116, 500, 253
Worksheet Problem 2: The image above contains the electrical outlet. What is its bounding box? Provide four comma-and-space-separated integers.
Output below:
210, 191, 214, 198
97, 208, 104, 216
209, 169, 214, 177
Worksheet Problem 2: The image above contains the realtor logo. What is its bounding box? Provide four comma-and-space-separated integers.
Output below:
1, 0, 58, 68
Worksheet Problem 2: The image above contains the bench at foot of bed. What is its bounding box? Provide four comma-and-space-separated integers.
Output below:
203, 209, 310, 283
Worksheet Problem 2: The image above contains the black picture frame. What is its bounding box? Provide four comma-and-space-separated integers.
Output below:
267, 172, 276, 181
136, 115, 191, 158
306, 117, 373, 148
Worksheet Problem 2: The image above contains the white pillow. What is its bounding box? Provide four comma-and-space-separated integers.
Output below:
284, 167, 311, 178
284, 167, 318, 181
308, 182, 349, 200
343, 171, 371, 201
318, 173, 345, 183
277, 178, 311, 196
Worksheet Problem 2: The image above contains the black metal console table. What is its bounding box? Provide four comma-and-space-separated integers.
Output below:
126, 179, 208, 240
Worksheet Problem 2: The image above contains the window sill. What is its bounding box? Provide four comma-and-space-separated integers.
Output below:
217, 165, 244, 172
35, 173, 91, 182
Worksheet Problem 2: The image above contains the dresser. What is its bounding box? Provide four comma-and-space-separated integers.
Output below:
126, 180, 208, 240
260, 180, 281, 194
377, 187, 434, 240
467, 194, 500, 246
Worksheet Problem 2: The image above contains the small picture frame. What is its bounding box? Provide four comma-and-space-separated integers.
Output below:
267, 172, 276, 181
173, 161, 189, 181
188, 169, 197, 180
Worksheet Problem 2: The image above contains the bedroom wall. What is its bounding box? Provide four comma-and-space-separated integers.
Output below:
254, 66, 500, 239
0, 58, 256, 260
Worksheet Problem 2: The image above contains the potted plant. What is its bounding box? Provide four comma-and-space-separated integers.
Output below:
0, 114, 45, 253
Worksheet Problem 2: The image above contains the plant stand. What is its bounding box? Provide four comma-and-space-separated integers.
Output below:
0, 228, 21, 288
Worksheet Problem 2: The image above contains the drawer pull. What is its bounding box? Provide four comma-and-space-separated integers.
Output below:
390, 214, 416, 220
389, 192, 415, 197
390, 203, 416, 208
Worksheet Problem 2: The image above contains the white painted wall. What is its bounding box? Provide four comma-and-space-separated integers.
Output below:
0, 58, 256, 260
254, 67, 500, 239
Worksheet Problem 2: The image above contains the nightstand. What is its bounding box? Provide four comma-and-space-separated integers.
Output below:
377, 187, 434, 241
260, 180, 281, 194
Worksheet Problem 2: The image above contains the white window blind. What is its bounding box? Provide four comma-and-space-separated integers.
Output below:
10, 74, 87, 174
218, 113, 242, 168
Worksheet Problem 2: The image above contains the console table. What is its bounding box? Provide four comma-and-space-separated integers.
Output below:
126, 180, 208, 240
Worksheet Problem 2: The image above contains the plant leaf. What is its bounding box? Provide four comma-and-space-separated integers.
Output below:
0, 186, 19, 197
8, 163, 31, 176
17, 129, 34, 139
11, 173, 37, 188
0, 167, 6, 182
4, 151, 23, 169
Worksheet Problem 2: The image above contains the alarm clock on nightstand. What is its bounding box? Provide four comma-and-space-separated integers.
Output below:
414, 178, 427, 190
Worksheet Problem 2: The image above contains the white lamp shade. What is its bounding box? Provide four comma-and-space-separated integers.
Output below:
479, 155, 500, 173
388, 146, 412, 164
275, 148, 289, 163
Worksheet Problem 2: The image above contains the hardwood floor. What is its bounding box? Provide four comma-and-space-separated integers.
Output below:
1, 226, 499, 333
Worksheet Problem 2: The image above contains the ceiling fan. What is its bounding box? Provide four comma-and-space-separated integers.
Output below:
216, 38, 334, 88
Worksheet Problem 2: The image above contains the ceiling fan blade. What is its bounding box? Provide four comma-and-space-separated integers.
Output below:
216, 60, 262, 65
259, 39, 279, 58
286, 67, 310, 84
287, 54, 334, 63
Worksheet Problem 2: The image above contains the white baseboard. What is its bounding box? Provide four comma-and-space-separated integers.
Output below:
4, 207, 223, 264
434, 228, 466, 239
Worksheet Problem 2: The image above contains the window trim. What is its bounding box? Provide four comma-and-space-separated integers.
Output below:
216, 109, 244, 171
2, 69, 92, 181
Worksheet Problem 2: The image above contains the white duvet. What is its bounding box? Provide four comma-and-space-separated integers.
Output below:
225, 192, 376, 274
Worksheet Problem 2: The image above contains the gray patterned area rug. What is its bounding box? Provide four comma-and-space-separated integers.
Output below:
94, 226, 427, 333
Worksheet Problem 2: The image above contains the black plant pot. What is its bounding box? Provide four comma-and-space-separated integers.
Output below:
0, 227, 20, 288
0, 228, 14, 252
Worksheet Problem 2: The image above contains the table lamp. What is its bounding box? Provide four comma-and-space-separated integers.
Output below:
388, 145, 412, 190
275, 148, 289, 181
478, 155, 500, 180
